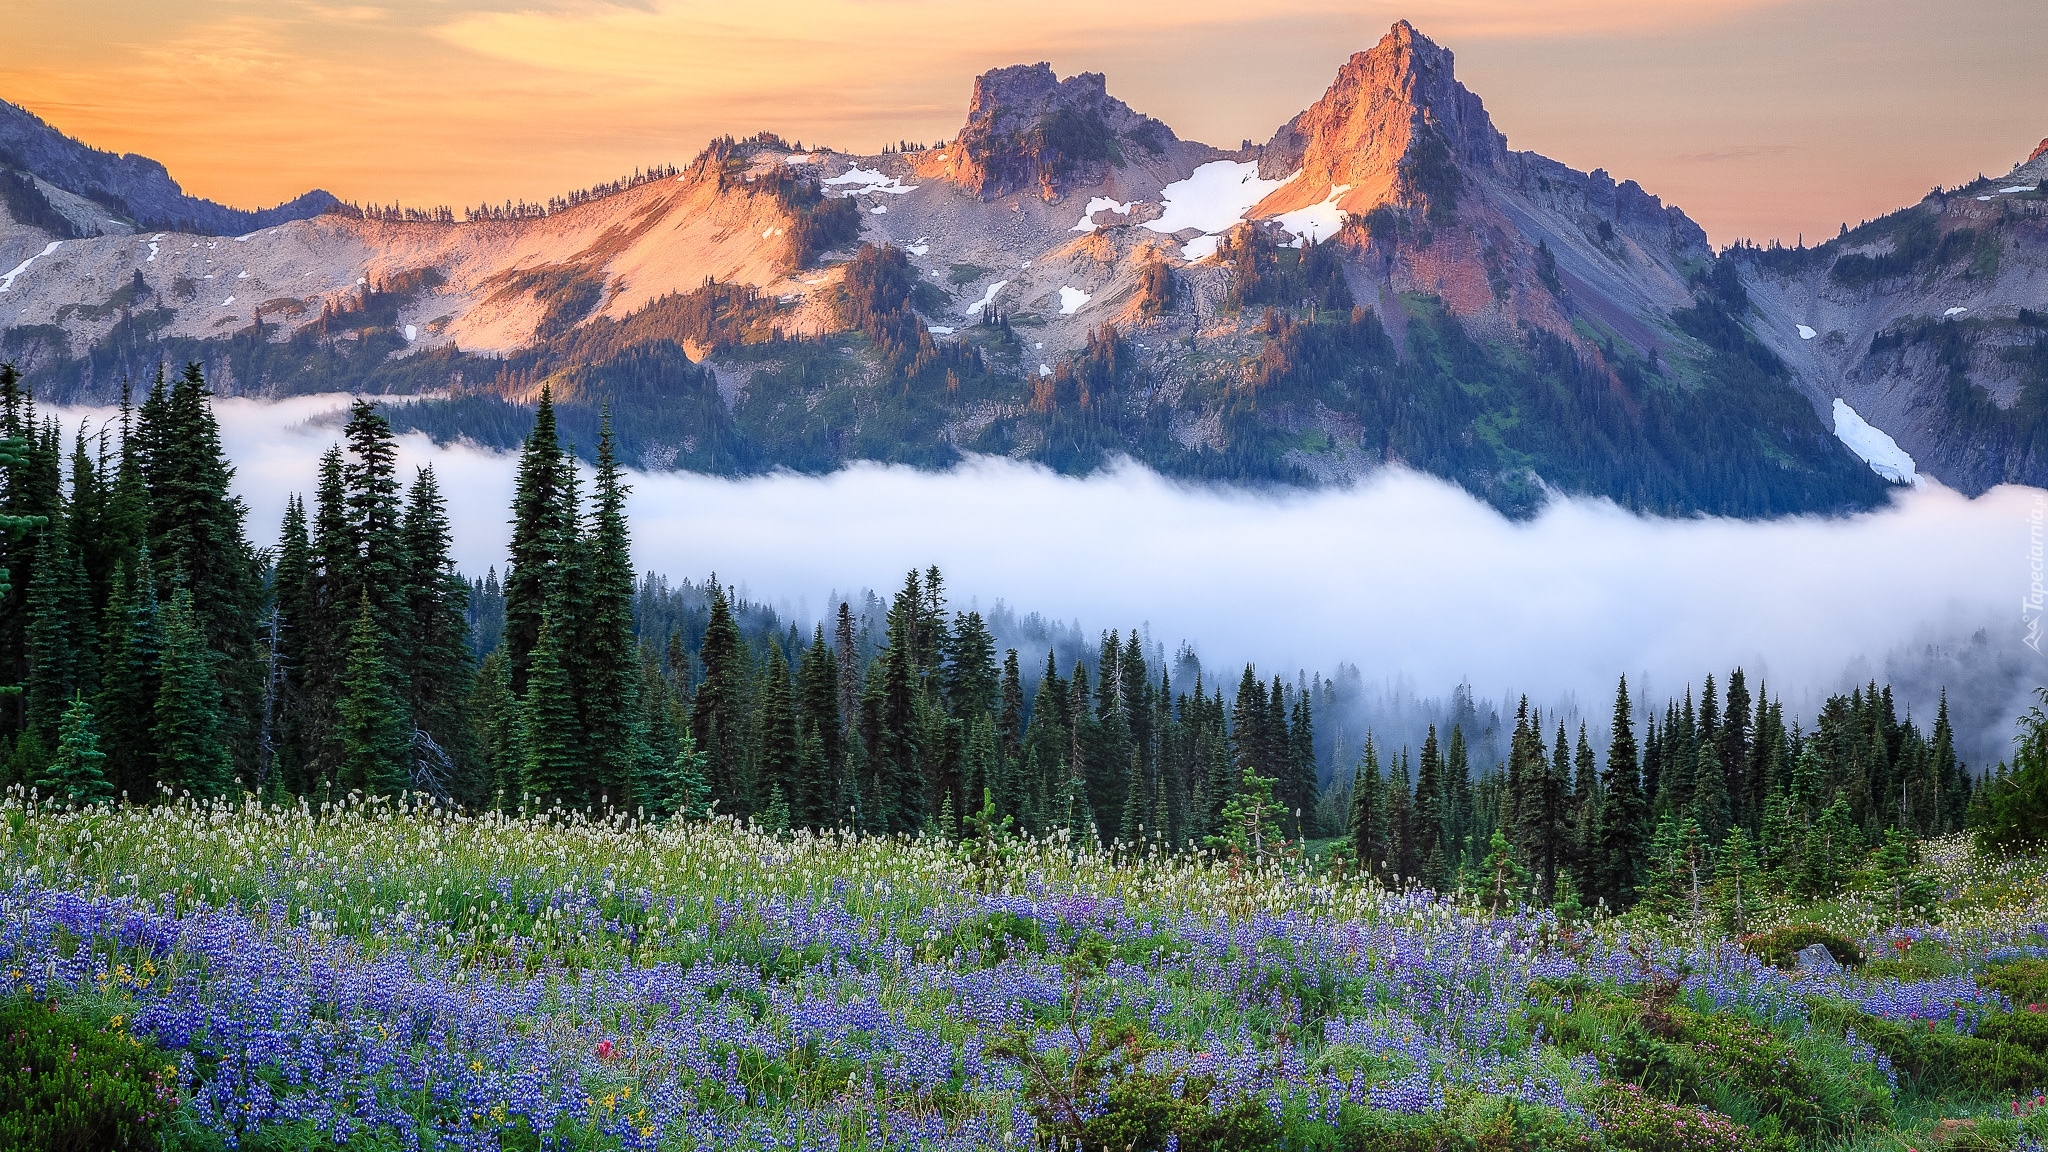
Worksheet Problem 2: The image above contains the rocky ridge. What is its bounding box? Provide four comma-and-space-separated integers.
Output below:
2, 21, 2027, 514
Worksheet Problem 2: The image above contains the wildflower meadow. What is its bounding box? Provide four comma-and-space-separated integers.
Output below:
2, 789, 2045, 1151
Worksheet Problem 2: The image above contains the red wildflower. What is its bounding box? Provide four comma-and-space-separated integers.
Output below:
596, 1040, 615, 1060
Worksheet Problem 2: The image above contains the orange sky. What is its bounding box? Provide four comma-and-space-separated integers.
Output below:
5, 0, 2043, 245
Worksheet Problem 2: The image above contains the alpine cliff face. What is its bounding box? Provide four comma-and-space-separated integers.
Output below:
4, 21, 2021, 517
1734, 150, 2048, 496
934, 63, 1204, 202
1254, 21, 1506, 216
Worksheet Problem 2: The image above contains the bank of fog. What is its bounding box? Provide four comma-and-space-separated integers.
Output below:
56, 394, 2039, 775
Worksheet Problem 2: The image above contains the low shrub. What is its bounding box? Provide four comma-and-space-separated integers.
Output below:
1982, 958, 2048, 1007
1815, 1002, 2048, 1099
0, 994, 180, 1151
1532, 982, 1882, 1141
1591, 1082, 1768, 1152
1739, 924, 1865, 969
1976, 1008, 2048, 1055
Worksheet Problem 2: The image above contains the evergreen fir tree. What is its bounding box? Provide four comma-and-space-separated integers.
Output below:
797, 723, 832, 828
1872, 827, 1938, 924
631, 652, 681, 815
97, 554, 162, 798
1444, 724, 1471, 872
1712, 828, 1758, 935
1691, 738, 1731, 844
1117, 749, 1147, 846
1286, 690, 1318, 838
1206, 770, 1284, 864
397, 468, 478, 801
152, 587, 232, 798
24, 517, 90, 739
1931, 690, 1963, 833
572, 417, 643, 805
1797, 797, 1858, 899
297, 447, 352, 787
144, 363, 262, 776
38, 693, 112, 805
1346, 736, 1383, 876
518, 613, 583, 806
796, 625, 842, 801
1595, 676, 1648, 910
341, 401, 406, 625
1388, 749, 1418, 881
762, 784, 791, 833
691, 580, 750, 814
1973, 689, 2046, 852
1414, 725, 1443, 879
468, 648, 521, 807
503, 387, 572, 692
755, 640, 800, 817
1722, 669, 1753, 829
669, 731, 712, 819
270, 496, 314, 795
877, 574, 926, 834
338, 595, 412, 798
1481, 828, 1525, 914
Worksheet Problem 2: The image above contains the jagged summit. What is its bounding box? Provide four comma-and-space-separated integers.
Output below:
935, 63, 1180, 201
1253, 21, 1505, 218
2008, 137, 2048, 184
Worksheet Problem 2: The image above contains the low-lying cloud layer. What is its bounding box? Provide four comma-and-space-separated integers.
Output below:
53, 394, 2047, 769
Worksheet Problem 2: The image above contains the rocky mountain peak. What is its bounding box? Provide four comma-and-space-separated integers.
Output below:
1253, 20, 1506, 218
937, 62, 1177, 201
2010, 137, 2048, 184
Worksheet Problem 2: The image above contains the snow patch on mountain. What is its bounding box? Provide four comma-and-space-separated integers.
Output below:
1058, 286, 1091, 315
823, 166, 918, 195
1072, 197, 1134, 233
1832, 399, 1917, 486
1270, 184, 1349, 246
1146, 161, 1291, 238
0, 240, 62, 293
1797, 325, 1816, 340
960, 279, 1008, 317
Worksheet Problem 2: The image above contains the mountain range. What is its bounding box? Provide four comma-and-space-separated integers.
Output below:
2, 22, 2043, 517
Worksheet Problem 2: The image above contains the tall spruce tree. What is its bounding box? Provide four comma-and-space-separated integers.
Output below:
755, 640, 801, 818
270, 497, 314, 795
691, 580, 750, 814
1347, 735, 1384, 875
518, 613, 582, 806
571, 417, 642, 804
339, 595, 412, 797
144, 364, 262, 775
153, 587, 232, 798
503, 387, 572, 693
341, 401, 406, 626
398, 467, 478, 801
1595, 676, 1647, 909
97, 554, 162, 797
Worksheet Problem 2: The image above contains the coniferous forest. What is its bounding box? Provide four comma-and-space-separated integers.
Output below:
4, 362, 2048, 1152
0, 361, 2001, 909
